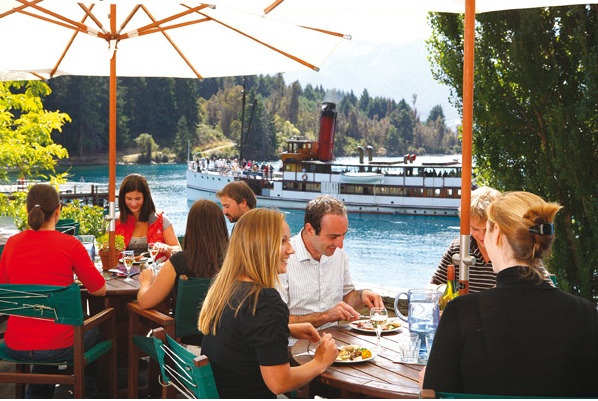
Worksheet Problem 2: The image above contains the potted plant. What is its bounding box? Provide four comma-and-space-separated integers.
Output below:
96, 233, 125, 271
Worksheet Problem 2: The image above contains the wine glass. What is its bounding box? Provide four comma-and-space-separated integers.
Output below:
370, 307, 388, 353
148, 242, 159, 270
122, 250, 135, 282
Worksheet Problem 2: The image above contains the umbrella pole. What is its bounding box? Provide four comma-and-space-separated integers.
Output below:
457, 0, 476, 295
108, 4, 118, 269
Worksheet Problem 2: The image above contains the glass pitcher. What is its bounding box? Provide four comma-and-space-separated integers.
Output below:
394, 288, 441, 342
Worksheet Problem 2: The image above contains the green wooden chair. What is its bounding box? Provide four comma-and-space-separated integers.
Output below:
128, 275, 212, 398
55, 219, 80, 236
0, 283, 117, 398
144, 327, 218, 399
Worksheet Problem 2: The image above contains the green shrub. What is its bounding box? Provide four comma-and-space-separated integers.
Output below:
60, 200, 106, 237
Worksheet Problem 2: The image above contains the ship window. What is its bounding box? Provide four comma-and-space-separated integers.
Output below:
389, 187, 405, 196
374, 186, 388, 195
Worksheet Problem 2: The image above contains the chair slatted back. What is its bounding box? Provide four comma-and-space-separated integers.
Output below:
152, 328, 218, 399
174, 276, 211, 339
0, 283, 83, 325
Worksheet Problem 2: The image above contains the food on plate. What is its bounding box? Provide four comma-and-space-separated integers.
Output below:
353, 319, 401, 331
336, 344, 372, 361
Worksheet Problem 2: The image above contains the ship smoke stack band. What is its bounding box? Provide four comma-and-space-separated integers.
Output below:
317, 102, 337, 162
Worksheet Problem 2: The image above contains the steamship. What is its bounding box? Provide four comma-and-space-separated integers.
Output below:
186, 103, 462, 216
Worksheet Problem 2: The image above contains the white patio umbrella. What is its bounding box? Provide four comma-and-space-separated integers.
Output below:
0, 0, 350, 267
225, 0, 596, 293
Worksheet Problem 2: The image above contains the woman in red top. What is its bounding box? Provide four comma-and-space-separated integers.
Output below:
116, 174, 181, 260
0, 184, 106, 398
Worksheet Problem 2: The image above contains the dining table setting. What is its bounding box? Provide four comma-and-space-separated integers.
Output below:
291, 318, 431, 398
291, 287, 443, 399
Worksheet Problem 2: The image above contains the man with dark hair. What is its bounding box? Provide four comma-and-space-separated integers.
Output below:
278, 195, 383, 331
216, 181, 257, 223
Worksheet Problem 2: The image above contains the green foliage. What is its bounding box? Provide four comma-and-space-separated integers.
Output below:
0, 192, 27, 231
428, 6, 598, 302
0, 81, 70, 181
96, 232, 125, 251
60, 200, 106, 237
194, 124, 229, 149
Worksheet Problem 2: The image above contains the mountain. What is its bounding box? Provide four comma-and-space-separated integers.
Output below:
283, 39, 461, 129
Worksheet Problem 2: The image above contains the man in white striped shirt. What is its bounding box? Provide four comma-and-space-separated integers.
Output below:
278, 195, 383, 332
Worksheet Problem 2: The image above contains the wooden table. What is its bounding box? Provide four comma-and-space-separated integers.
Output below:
89, 273, 140, 362
291, 324, 425, 399
84, 272, 141, 396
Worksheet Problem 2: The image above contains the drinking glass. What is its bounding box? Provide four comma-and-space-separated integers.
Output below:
370, 307, 388, 353
93, 255, 103, 273
148, 242, 159, 270
122, 250, 135, 282
399, 333, 421, 364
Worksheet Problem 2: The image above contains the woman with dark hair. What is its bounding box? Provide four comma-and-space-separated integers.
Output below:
136, 199, 228, 309
116, 174, 181, 259
423, 191, 598, 397
0, 184, 106, 398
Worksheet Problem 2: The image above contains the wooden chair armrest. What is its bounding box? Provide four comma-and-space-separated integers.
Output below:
83, 307, 115, 331
127, 301, 175, 326
420, 389, 437, 399
194, 355, 209, 368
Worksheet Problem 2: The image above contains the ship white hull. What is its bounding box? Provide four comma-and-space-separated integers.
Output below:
186, 168, 461, 216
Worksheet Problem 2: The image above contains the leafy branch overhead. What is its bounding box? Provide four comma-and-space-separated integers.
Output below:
427, 6, 598, 303
0, 81, 70, 182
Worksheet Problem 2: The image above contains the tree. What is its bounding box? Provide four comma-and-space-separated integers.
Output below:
287, 81, 301, 125
46, 76, 109, 155
242, 91, 276, 160
134, 133, 159, 163
428, 5, 598, 302
173, 116, 191, 162
0, 81, 70, 181
426, 105, 445, 126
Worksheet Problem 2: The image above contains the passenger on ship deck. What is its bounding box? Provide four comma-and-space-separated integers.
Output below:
423, 191, 598, 397
0, 184, 106, 398
216, 180, 256, 223
136, 199, 228, 346
116, 174, 181, 260
430, 186, 554, 292
278, 195, 384, 333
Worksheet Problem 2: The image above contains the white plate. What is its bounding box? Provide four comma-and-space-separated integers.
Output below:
349, 319, 402, 333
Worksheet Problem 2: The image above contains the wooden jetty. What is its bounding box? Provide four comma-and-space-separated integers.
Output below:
0, 180, 112, 207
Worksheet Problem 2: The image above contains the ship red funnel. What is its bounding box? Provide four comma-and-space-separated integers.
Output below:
317, 102, 337, 161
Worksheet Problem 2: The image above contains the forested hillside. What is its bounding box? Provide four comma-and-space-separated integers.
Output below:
44, 74, 460, 162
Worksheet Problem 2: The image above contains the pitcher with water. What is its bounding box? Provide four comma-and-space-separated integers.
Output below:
394, 288, 441, 343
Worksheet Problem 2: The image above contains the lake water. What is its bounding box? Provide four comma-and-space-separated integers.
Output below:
23, 162, 461, 295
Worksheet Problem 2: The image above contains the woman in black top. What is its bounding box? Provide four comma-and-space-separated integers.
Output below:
199, 208, 338, 398
137, 199, 228, 310
423, 191, 598, 397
